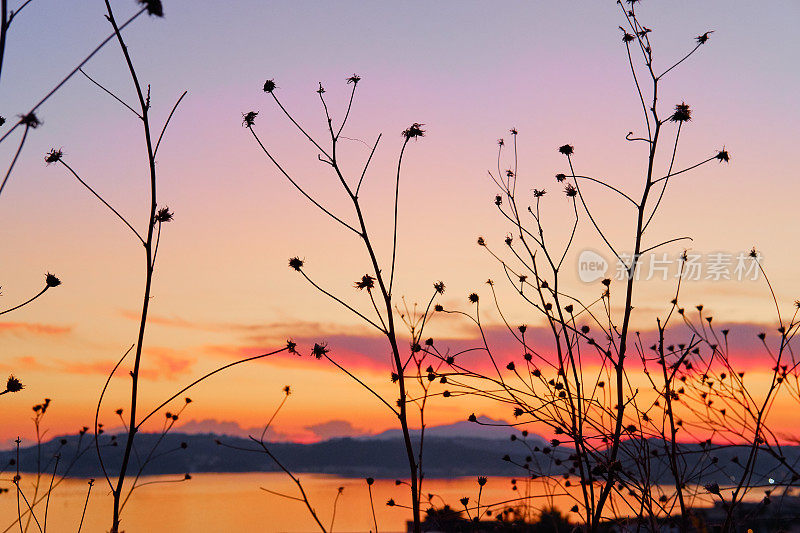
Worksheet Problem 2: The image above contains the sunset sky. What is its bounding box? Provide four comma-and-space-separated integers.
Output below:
1, 1, 798, 445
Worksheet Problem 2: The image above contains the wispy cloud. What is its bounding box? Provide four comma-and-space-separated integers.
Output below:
0, 322, 72, 336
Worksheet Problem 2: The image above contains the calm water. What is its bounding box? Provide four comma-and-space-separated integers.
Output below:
0, 473, 588, 532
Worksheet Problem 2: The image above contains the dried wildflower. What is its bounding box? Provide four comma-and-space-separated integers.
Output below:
366, 477, 374, 485
288, 257, 304, 271
558, 144, 574, 156
346, 74, 361, 85
262, 79, 276, 93
242, 111, 258, 127
555, 173, 566, 182
433, 281, 445, 294
564, 304, 574, 313
354, 274, 376, 291
509, 128, 518, 135
311, 342, 329, 359
504, 235, 513, 246
564, 184, 577, 197
0, 116, 5, 126
477, 236, 485, 246
518, 324, 527, 334
138, 0, 164, 17
468, 293, 479, 303
19, 112, 41, 129
601, 278, 611, 287
402, 123, 425, 140
468, 413, 477, 422
434, 304, 443, 312
283, 385, 291, 395
622, 32, 635, 43
670, 102, 692, 123
494, 195, 502, 206
155, 207, 174, 223
696, 31, 714, 45
286, 340, 298, 354
716, 149, 730, 163
44, 149, 63, 165
704, 482, 720, 495
115, 408, 123, 415
506, 362, 515, 371
45, 273, 61, 288
317, 83, 325, 94
533, 188, 546, 198
460, 497, 470, 507
505, 169, 514, 178
5, 375, 23, 393
386, 499, 396, 507
749, 247, 758, 258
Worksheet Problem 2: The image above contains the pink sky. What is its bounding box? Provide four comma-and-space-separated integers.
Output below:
1, 1, 799, 444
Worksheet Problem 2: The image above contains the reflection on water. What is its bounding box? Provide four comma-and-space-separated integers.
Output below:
0, 473, 561, 532
0, 473, 713, 532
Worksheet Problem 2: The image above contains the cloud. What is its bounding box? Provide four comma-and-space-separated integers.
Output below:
0, 322, 71, 336
199, 319, 789, 378
304, 419, 368, 439
12, 347, 197, 381
175, 418, 296, 441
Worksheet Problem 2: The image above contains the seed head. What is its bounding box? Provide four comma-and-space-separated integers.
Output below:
19, 112, 41, 129
533, 188, 546, 198
564, 184, 577, 197
138, 0, 164, 17
402, 123, 425, 140
311, 342, 329, 359
433, 281, 445, 294
354, 274, 376, 291
696, 31, 714, 45
155, 207, 174, 223
5, 375, 23, 393
242, 111, 258, 127
555, 173, 567, 182
468, 293, 479, 303
44, 149, 63, 165
45, 273, 61, 288
346, 74, 361, 85
288, 257, 304, 271
716, 149, 730, 163
262, 79, 277, 93
670, 102, 692, 123
558, 144, 574, 156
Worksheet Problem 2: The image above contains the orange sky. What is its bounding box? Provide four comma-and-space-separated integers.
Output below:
1, 1, 799, 445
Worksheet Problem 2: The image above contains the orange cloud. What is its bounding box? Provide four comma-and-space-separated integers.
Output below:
15, 347, 197, 381
0, 322, 71, 336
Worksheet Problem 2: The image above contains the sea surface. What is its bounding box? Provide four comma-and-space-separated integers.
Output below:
0, 473, 588, 532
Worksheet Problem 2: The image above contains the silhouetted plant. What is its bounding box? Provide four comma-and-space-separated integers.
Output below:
244, 73, 445, 532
